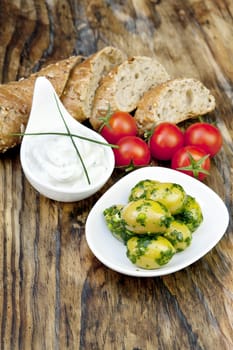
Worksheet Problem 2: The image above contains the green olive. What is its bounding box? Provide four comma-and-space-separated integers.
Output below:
163, 220, 192, 252
175, 195, 203, 232
129, 179, 160, 201
126, 236, 176, 269
103, 205, 132, 243
121, 199, 172, 234
129, 180, 186, 215
145, 182, 186, 215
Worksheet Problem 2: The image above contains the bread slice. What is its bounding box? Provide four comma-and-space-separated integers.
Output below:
61, 46, 126, 122
134, 78, 216, 135
90, 56, 170, 130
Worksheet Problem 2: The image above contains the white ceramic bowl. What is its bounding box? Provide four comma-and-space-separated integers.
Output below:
86, 166, 229, 277
20, 77, 115, 202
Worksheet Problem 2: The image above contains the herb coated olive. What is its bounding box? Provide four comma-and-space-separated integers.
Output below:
126, 236, 176, 269
163, 220, 192, 252
129, 180, 186, 215
129, 179, 159, 201
103, 204, 132, 243
175, 195, 203, 232
122, 199, 172, 234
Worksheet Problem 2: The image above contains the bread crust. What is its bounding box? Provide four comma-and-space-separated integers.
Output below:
134, 78, 216, 135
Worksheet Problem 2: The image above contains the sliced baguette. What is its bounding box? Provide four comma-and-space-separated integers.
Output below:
61, 46, 126, 122
90, 56, 170, 130
0, 46, 125, 152
134, 78, 216, 135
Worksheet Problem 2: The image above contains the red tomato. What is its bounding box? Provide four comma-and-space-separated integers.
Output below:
100, 111, 137, 144
113, 136, 151, 168
184, 122, 222, 157
149, 122, 184, 160
171, 145, 211, 181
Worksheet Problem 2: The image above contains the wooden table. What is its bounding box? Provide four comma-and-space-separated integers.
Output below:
0, 1, 232, 349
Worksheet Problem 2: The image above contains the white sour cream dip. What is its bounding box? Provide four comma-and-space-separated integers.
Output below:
24, 134, 109, 190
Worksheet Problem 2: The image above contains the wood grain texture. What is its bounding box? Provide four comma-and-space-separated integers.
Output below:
0, 1, 233, 349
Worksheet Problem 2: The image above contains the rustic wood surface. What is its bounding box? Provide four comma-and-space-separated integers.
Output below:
0, 0, 233, 349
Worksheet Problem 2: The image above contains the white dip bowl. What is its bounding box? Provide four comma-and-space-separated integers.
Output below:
20, 77, 115, 202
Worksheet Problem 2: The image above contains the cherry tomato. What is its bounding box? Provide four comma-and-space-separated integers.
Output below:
184, 122, 222, 157
149, 122, 184, 161
171, 145, 211, 181
113, 136, 151, 168
100, 110, 137, 144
